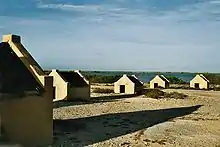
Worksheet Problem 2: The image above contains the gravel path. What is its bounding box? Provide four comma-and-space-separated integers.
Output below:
53, 89, 220, 147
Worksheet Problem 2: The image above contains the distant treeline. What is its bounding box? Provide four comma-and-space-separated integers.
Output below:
84, 75, 121, 83
168, 73, 220, 84
166, 76, 187, 84
84, 74, 188, 84
84, 74, 220, 85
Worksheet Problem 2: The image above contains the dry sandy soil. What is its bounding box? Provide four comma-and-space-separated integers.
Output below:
53, 86, 220, 147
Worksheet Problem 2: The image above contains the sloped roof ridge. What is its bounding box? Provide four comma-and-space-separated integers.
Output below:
131, 74, 144, 84
199, 74, 209, 82
127, 74, 143, 86
159, 74, 170, 82
73, 70, 89, 84
56, 70, 88, 86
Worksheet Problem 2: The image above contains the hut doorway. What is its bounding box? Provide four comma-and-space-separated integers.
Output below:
53, 87, 55, 99
154, 83, 158, 88
120, 85, 125, 93
195, 83, 200, 89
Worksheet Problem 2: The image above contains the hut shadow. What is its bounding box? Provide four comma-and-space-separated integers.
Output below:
53, 93, 140, 108
53, 105, 202, 146
91, 93, 140, 101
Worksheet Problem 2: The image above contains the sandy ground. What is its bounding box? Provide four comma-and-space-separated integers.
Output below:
53, 86, 220, 147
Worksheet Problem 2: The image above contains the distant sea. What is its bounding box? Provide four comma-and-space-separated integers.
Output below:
82, 71, 198, 82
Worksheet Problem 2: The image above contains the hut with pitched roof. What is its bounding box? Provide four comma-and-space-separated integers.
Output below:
49, 69, 90, 101
114, 74, 144, 94
190, 74, 209, 89
150, 75, 170, 89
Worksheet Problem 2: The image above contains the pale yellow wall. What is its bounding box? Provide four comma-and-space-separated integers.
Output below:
150, 75, 166, 88
0, 96, 53, 146
190, 75, 209, 89
49, 70, 68, 101
114, 75, 135, 94
49, 70, 91, 101
0, 76, 53, 147
68, 86, 90, 101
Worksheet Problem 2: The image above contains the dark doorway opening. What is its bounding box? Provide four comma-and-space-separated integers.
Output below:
53, 87, 56, 99
154, 83, 158, 88
165, 82, 169, 88
195, 83, 200, 89
120, 85, 125, 93
0, 125, 9, 142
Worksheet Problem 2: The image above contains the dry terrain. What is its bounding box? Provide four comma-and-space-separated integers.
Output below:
53, 85, 220, 147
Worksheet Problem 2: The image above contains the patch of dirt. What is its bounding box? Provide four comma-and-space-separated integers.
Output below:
53, 88, 220, 147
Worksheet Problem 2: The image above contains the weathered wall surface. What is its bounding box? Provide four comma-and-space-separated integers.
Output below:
135, 86, 144, 93
0, 96, 53, 146
0, 76, 53, 147
68, 86, 90, 101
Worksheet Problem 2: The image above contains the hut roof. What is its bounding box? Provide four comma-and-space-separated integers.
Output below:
57, 70, 88, 87
0, 42, 44, 95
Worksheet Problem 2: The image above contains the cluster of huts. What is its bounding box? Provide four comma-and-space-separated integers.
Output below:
114, 74, 210, 94
0, 34, 210, 146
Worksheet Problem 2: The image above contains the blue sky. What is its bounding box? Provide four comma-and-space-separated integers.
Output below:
0, 0, 220, 72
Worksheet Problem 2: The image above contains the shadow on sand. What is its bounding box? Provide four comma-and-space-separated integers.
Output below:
53, 105, 202, 146
53, 93, 140, 108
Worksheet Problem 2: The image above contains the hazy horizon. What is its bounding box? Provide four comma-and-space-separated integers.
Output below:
43, 67, 219, 74
1, 0, 220, 72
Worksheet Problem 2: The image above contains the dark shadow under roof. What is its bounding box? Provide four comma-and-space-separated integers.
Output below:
158, 75, 169, 83
44, 70, 52, 75
0, 42, 45, 95
58, 71, 88, 87
127, 75, 143, 86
